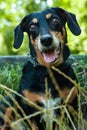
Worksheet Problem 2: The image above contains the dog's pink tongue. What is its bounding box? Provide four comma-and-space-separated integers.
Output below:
43, 51, 57, 63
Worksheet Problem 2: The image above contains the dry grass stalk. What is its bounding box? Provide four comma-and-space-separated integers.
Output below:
0, 65, 87, 130
0, 84, 42, 111
5, 91, 32, 129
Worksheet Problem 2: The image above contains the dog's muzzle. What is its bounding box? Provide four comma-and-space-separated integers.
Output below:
39, 35, 62, 63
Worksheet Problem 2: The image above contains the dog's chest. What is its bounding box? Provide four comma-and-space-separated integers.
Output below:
20, 61, 75, 98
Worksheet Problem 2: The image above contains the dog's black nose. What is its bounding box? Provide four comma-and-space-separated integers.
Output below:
40, 35, 53, 47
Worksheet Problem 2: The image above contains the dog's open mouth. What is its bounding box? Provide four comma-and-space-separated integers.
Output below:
42, 44, 61, 63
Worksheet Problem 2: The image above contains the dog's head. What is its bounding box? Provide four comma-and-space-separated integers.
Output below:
14, 7, 81, 67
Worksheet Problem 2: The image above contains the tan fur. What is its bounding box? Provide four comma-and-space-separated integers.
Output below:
1, 108, 15, 130
32, 18, 38, 23
60, 87, 77, 103
46, 13, 52, 19
22, 90, 45, 103
51, 27, 66, 46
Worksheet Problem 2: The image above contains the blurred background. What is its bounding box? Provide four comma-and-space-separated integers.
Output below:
0, 0, 87, 55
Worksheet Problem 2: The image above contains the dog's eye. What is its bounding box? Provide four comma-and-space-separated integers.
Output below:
29, 24, 37, 31
52, 18, 59, 25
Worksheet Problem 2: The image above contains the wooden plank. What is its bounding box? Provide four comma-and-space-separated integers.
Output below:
0, 55, 86, 65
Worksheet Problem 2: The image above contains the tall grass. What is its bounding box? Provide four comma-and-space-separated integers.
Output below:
0, 56, 87, 130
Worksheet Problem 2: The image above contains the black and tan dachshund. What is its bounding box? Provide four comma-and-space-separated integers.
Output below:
0, 7, 81, 130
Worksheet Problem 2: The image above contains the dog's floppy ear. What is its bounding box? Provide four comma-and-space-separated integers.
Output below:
53, 7, 81, 36
13, 16, 27, 49
65, 11, 81, 36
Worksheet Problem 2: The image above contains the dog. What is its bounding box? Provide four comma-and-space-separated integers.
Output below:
0, 7, 81, 130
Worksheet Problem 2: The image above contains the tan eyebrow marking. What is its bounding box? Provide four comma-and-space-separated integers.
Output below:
32, 18, 38, 23
46, 13, 52, 19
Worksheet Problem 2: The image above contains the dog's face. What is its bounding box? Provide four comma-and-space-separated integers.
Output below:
28, 11, 67, 66
14, 7, 81, 67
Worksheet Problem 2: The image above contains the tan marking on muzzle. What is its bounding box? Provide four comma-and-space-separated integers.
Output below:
30, 35, 39, 48
51, 27, 66, 46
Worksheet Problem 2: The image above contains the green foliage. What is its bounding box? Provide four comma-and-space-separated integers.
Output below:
70, 55, 87, 88
0, 0, 87, 55
53, 0, 87, 54
0, 0, 40, 55
0, 56, 86, 93
0, 63, 22, 93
